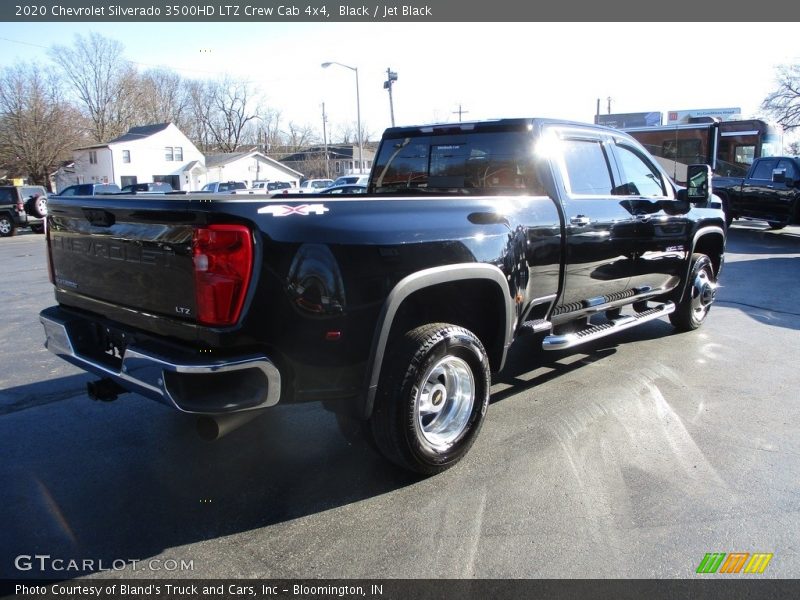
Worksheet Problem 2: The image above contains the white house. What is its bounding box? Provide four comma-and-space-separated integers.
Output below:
204, 151, 303, 188
58, 123, 206, 192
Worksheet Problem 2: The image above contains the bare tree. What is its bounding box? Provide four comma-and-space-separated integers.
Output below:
49, 32, 139, 142
295, 154, 329, 179
135, 68, 193, 131
258, 108, 280, 151
284, 122, 319, 152
335, 122, 355, 145
187, 76, 262, 153
762, 63, 800, 132
334, 120, 374, 144
0, 63, 83, 186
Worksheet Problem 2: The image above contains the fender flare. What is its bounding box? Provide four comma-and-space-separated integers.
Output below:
359, 263, 515, 419
675, 225, 725, 301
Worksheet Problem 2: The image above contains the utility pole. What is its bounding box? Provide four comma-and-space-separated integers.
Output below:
452, 104, 469, 122
321, 102, 329, 179
383, 68, 398, 127
607, 96, 612, 115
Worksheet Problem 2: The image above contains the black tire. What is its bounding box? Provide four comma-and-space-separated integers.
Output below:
0, 214, 16, 237
670, 253, 717, 332
369, 323, 491, 475
767, 221, 786, 230
25, 194, 47, 219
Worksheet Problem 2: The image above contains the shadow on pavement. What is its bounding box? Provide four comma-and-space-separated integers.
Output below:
725, 223, 800, 254
716, 255, 800, 331
0, 384, 418, 579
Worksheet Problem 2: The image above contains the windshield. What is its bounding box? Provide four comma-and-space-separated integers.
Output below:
371, 130, 546, 195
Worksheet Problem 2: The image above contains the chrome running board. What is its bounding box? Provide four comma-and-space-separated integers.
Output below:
542, 302, 675, 351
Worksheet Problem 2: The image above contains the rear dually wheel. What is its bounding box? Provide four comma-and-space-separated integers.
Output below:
369, 323, 491, 475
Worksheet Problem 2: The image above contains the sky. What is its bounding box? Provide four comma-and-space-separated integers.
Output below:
1, 22, 799, 143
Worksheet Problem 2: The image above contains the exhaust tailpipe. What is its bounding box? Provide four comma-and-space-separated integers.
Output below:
196, 411, 264, 441
87, 378, 127, 402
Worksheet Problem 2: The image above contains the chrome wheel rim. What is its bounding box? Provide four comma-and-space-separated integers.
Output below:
690, 266, 716, 321
0, 219, 10, 234
415, 355, 475, 450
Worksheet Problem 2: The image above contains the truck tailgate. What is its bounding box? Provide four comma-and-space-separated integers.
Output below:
48, 198, 198, 322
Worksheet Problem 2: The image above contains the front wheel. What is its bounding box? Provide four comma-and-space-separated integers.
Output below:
370, 323, 491, 475
670, 253, 717, 331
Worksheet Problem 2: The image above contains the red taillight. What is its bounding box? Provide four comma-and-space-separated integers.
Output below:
193, 224, 253, 326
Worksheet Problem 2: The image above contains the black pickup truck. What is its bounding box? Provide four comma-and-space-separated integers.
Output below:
713, 156, 800, 229
39, 118, 725, 474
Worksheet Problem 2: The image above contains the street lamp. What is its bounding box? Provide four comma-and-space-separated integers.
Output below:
383, 68, 398, 127
321, 61, 363, 174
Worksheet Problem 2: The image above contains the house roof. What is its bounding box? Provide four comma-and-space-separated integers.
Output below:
205, 151, 303, 178
75, 123, 173, 150
280, 145, 373, 162
205, 152, 254, 168
107, 123, 172, 144
181, 160, 205, 173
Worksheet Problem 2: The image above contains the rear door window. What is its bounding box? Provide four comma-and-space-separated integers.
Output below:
561, 138, 614, 196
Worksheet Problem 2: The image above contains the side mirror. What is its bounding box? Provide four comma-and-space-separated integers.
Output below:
686, 164, 712, 203
772, 168, 786, 184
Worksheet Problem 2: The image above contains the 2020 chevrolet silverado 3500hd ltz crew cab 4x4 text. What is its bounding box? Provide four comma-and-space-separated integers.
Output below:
40, 119, 725, 474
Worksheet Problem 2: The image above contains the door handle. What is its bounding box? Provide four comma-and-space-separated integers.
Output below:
570, 215, 591, 226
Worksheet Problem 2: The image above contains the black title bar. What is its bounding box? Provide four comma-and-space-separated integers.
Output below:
3, 0, 800, 22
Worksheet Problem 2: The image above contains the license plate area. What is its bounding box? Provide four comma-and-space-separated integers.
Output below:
81, 322, 133, 370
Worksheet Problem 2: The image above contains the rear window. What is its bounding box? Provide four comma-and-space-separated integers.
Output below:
371, 130, 546, 195
218, 182, 246, 192
20, 186, 46, 199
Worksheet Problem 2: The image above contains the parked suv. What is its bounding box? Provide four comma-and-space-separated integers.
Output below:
332, 175, 369, 186
200, 181, 247, 193
56, 183, 121, 196
0, 185, 47, 237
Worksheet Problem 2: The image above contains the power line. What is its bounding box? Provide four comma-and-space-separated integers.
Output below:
452, 104, 469, 122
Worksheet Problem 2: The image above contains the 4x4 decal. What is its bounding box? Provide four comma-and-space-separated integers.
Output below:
257, 203, 329, 217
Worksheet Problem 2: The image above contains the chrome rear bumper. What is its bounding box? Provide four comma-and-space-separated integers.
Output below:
40, 311, 281, 414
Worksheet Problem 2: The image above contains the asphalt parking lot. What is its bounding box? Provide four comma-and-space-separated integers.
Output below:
1, 222, 798, 580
